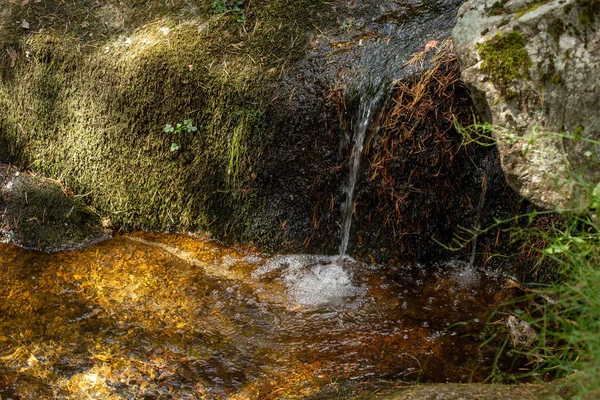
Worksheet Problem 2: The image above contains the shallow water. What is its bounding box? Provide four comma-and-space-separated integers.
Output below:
0, 233, 514, 399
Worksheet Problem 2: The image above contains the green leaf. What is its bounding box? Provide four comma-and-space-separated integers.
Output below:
163, 124, 174, 133
170, 143, 180, 152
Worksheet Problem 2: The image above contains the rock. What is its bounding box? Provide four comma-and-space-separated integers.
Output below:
0, 1, 528, 265
0, 164, 110, 251
316, 382, 562, 399
507, 315, 537, 348
452, 0, 600, 210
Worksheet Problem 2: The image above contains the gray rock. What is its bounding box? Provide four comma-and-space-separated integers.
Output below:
452, 0, 600, 210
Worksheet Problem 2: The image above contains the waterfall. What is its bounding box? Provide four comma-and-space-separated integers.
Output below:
469, 158, 489, 268
337, 80, 388, 265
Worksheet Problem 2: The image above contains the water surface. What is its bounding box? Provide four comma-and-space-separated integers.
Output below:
0, 233, 513, 399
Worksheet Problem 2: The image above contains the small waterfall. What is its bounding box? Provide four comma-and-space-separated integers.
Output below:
469, 159, 489, 268
337, 80, 388, 265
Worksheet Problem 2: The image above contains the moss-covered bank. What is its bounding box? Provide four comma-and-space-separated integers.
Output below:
0, 0, 339, 247
0, 0, 531, 265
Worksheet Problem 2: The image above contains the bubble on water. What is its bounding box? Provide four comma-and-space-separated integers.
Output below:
439, 260, 481, 287
253, 254, 364, 305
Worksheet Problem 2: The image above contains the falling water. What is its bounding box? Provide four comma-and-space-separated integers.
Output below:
469, 159, 489, 268
337, 81, 388, 265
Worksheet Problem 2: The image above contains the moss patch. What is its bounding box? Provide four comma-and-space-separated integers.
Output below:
487, 0, 510, 16
576, 0, 600, 26
0, 0, 335, 246
0, 166, 108, 251
514, 0, 552, 18
476, 31, 531, 98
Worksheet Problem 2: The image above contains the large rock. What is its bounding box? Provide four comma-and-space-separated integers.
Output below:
0, 165, 110, 251
452, 0, 600, 210
0, 0, 528, 264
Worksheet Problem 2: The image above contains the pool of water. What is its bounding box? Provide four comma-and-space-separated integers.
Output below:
0, 233, 515, 399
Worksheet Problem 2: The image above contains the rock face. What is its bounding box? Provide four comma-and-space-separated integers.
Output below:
0, 165, 110, 251
452, 0, 600, 210
0, 1, 529, 263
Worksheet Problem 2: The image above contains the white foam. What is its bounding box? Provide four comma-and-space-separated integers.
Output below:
253, 254, 362, 305
441, 260, 481, 288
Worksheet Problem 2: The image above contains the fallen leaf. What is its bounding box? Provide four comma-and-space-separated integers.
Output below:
21, 20, 30, 29
423, 40, 437, 53
7, 49, 17, 68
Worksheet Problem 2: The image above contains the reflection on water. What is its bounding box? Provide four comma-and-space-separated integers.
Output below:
0, 233, 514, 399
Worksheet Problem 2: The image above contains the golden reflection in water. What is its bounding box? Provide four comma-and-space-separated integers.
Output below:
0, 233, 515, 399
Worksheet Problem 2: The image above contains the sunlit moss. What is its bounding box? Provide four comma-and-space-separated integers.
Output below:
476, 31, 531, 98
0, 0, 332, 243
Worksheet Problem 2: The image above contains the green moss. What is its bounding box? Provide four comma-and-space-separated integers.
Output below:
564, 3, 573, 14
0, 0, 334, 241
2, 174, 105, 250
548, 18, 567, 41
487, 0, 510, 16
514, 0, 551, 18
476, 31, 531, 98
551, 74, 564, 85
576, 0, 600, 26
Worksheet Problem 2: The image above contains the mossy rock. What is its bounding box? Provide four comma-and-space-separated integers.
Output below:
453, 0, 600, 211
0, 0, 523, 263
0, 165, 110, 251
311, 382, 563, 399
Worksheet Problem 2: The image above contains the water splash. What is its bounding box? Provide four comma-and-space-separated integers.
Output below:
469, 158, 490, 268
253, 254, 364, 305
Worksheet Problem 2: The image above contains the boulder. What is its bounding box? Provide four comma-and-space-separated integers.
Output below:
0, 165, 110, 251
452, 0, 600, 210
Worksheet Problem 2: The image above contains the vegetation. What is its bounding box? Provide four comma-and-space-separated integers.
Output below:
164, 119, 197, 152
455, 125, 600, 397
476, 31, 531, 98
0, 0, 335, 247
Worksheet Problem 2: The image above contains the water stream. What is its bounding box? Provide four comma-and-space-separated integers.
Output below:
0, 234, 516, 399
337, 81, 388, 266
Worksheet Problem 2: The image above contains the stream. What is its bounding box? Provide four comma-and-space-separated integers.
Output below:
0, 233, 515, 399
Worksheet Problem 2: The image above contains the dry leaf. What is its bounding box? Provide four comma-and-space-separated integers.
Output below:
7, 48, 17, 68
423, 40, 437, 53
21, 20, 30, 29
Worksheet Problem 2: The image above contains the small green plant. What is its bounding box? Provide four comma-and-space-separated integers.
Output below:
164, 119, 197, 152
211, 0, 227, 14
339, 17, 356, 33
211, 0, 245, 23
453, 123, 600, 397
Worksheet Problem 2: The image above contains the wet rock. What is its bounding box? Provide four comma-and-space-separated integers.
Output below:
339, 383, 561, 399
0, 1, 528, 265
452, 0, 600, 210
0, 164, 110, 251
507, 315, 537, 348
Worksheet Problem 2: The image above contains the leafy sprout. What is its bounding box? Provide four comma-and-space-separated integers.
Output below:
164, 120, 197, 152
